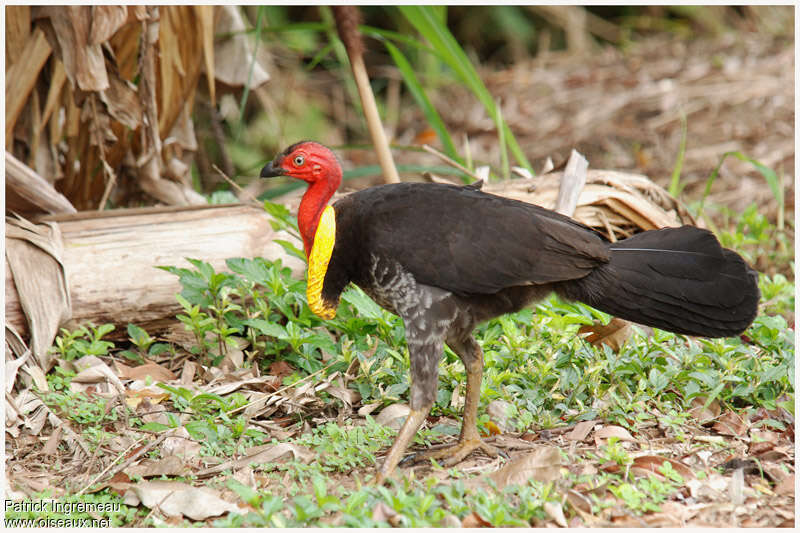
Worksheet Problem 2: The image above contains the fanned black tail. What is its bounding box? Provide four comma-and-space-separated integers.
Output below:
557, 226, 760, 337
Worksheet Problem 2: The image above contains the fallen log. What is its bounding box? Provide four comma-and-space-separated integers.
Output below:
5, 204, 303, 369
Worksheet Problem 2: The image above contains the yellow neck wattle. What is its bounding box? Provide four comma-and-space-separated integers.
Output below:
307, 205, 337, 319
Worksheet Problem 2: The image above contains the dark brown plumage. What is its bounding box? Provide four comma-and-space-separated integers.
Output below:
261, 141, 760, 484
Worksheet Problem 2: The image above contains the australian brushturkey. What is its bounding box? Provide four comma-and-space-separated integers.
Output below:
261, 141, 759, 484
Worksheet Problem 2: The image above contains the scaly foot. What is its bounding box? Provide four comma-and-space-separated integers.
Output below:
399, 437, 503, 468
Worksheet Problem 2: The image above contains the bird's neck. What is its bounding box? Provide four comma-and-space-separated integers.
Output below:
297, 173, 340, 256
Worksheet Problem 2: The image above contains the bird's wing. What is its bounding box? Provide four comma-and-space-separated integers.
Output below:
348, 183, 610, 295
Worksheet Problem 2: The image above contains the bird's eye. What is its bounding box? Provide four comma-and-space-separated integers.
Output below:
294, 155, 305, 166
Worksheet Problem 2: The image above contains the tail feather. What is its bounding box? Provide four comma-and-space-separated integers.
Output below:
557, 226, 760, 337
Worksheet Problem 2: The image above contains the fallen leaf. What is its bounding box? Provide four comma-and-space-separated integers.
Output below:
565, 489, 592, 513
565, 420, 596, 442
180, 360, 197, 385
483, 420, 502, 437
630, 455, 696, 481
117, 362, 177, 382
687, 396, 721, 425
544, 500, 567, 527
594, 425, 636, 446
123, 480, 242, 520
774, 474, 794, 496
163, 427, 202, 459
327, 385, 361, 407
713, 410, 749, 436
440, 514, 462, 528
42, 424, 63, 455
375, 403, 410, 430
358, 402, 381, 417
488, 446, 562, 489
125, 388, 170, 409
578, 317, 638, 351
269, 360, 294, 379
125, 455, 189, 478
71, 357, 125, 394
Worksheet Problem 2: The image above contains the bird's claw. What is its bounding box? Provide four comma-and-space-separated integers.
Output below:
397, 438, 503, 468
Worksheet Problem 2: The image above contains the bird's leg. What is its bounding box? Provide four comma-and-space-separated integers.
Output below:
402, 335, 500, 466
373, 406, 430, 486
374, 321, 441, 485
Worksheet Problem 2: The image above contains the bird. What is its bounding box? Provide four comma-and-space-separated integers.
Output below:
260, 141, 760, 485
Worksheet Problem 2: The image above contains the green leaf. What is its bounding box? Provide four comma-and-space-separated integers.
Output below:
246, 319, 288, 339
274, 239, 307, 261
127, 323, 151, 346
228, 479, 261, 506
341, 286, 384, 320
139, 422, 170, 432
94, 323, 116, 339
227, 257, 270, 285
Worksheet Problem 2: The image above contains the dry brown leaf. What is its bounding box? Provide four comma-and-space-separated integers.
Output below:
488, 446, 562, 489
71, 357, 125, 394
774, 474, 794, 496
269, 360, 295, 380
213, 6, 271, 88
712, 410, 749, 436
543, 500, 568, 527
594, 425, 636, 446
44, 6, 110, 91
6, 152, 76, 215
630, 455, 696, 481
5, 216, 71, 369
358, 402, 381, 417
125, 455, 189, 479
163, 427, 202, 459
327, 386, 361, 407
122, 480, 242, 520
565, 489, 592, 514
687, 396, 721, 425
89, 5, 129, 45
125, 388, 170, 409
565, 420, 597, 442
42, 424, 63, 455
99, 67, 142, 130
118, 362, 177, 382
196, 5, 216, 105
5, 27, 52, 143
578, 317, 643, 351
180, 360, 198, 385
375, 403, 410, 430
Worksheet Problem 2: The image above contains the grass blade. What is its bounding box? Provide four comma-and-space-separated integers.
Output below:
697, 151, 783, 228
668, 111, 687, 197
384, 40, 458, 159
398, 6, 533, 173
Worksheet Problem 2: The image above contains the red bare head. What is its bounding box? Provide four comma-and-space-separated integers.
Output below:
261, 141, 342, 188
261, 141, 342, 256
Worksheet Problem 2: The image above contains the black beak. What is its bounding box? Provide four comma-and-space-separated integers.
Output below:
260, 159, 286, 178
